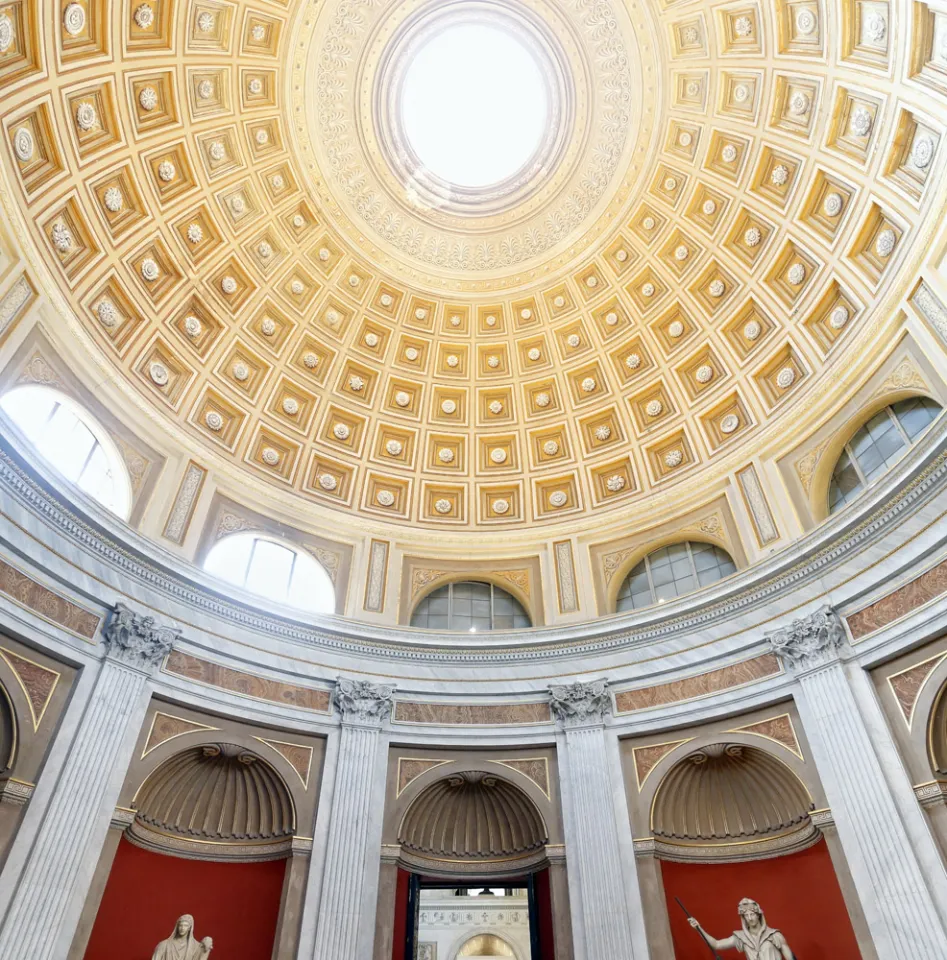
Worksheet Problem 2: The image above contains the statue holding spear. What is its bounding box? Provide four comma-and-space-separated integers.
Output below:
676, 897, 797, 960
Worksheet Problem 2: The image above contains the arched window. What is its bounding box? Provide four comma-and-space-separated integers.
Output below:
203, 533, 335, 615
410, 580, 531, 631
0, 385, 131, 518
616, 541, 736, 612
828, 397, 941, 514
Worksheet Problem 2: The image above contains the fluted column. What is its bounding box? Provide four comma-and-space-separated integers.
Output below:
769, 607, 947, 958
0, 603, 177, 959
311, 678, 393, 960
552, 681, 648, 960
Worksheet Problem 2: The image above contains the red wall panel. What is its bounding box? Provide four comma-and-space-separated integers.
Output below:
661, 839, 862, 959
84, 838, 286, 960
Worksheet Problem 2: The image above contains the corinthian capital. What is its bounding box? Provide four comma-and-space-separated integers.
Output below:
767, 606, 845, 672
333, 677, 395, 726
103, 603, 179, 672
549, 679, 610, 728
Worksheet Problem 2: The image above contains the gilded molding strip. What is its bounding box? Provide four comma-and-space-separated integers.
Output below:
0, 648, 60, 730
912, 280, 947, 343
847, 556, 947, 640
614, 653, 781, 713
886, 653, 947, 728
0, 275, 35, 342
737, 464, 779, 546
392, 700, 553, 726
554, 540, 578, 614
141, 711, 219, 757
163, 461, 207, 545
164, 650, 332, 713
396, 757, 450, 796
364, 539, 388, 613
0, 558, 100, 639
632, 739, 692, 791
728, 714, 802, 759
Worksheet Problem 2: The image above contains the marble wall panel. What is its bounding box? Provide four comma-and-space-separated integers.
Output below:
614, 653, 781, 713
847, 557, 947, 640
164, 650, 331, 712
392, 700, 552, 725
0, 558, 99, 638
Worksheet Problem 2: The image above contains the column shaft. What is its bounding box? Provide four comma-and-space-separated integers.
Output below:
560, 725, 640, 960
312, 724, 382, 959
0, 659, 148, 958
798, 660, 947, 957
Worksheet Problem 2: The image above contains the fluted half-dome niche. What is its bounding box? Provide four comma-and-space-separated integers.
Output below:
130, 744, 295, 861
651, 744, 814, 861
398, 772, 547, 872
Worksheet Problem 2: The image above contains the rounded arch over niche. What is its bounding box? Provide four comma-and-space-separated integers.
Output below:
650, 743, 816, 862
926, 671, 947, 777
410, 579, 532, 631
0, 679, 16, 778
808, 390, 943, 522
398, 771, 548, 876
129, 743, 296, 862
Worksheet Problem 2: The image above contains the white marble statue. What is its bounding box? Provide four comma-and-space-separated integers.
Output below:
151, 914, 213, 960
688, 899, 795, 959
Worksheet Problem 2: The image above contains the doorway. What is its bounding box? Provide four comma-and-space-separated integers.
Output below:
398, 872, 556, 960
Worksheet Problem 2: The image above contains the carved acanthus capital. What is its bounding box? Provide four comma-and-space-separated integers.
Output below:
333, 677, 395, 726
767, 606, 845, 672
103, 603, 179, 672
549, 680, 611, 727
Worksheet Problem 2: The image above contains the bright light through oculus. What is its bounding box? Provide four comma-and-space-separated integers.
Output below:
401, 24, 548, 188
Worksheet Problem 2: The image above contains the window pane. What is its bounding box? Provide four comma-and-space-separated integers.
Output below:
247, 539, 294, 601
0, 386, 130, 518
894, 397, 940, 440
203, 534, 335, 615
617, 542, 735, 611
410, 580, 531, 631
829, 398, 943, 513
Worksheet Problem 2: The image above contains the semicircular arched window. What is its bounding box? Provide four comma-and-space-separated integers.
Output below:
828, 397, 941, 514
0, 384, 132, 519
410, 580, 531, 631
203, 532, 335, 615
616, 541, 737, 612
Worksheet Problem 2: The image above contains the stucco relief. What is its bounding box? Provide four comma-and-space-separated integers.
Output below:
142, 712, 219, 757
0, 648, 59, 729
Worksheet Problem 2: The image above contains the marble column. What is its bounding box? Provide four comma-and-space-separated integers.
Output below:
551, 680, 648, 960
0, 603, 176, 959
310, 678, 393, 960
769, 607, 947, 959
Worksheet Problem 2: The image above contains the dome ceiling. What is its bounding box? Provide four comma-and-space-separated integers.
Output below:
0, 0, 942, 535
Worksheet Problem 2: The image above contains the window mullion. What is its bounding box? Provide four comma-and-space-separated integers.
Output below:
287, 550, 297, 602
645, 557, 656, 606
846, 442, 868, 486
887, 405, 911, 445
243, 538, 258, 589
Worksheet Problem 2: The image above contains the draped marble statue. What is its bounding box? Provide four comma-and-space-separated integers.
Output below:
688, 899, 795, 959
152, 915, 214, 960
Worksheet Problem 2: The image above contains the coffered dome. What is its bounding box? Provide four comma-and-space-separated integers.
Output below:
0, 0, 944, 617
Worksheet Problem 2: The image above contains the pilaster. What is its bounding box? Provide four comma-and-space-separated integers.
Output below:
769, 606, 947, 958
310, 678, 393, 960
0, 603, 176, 959
551, 680, 648, 960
